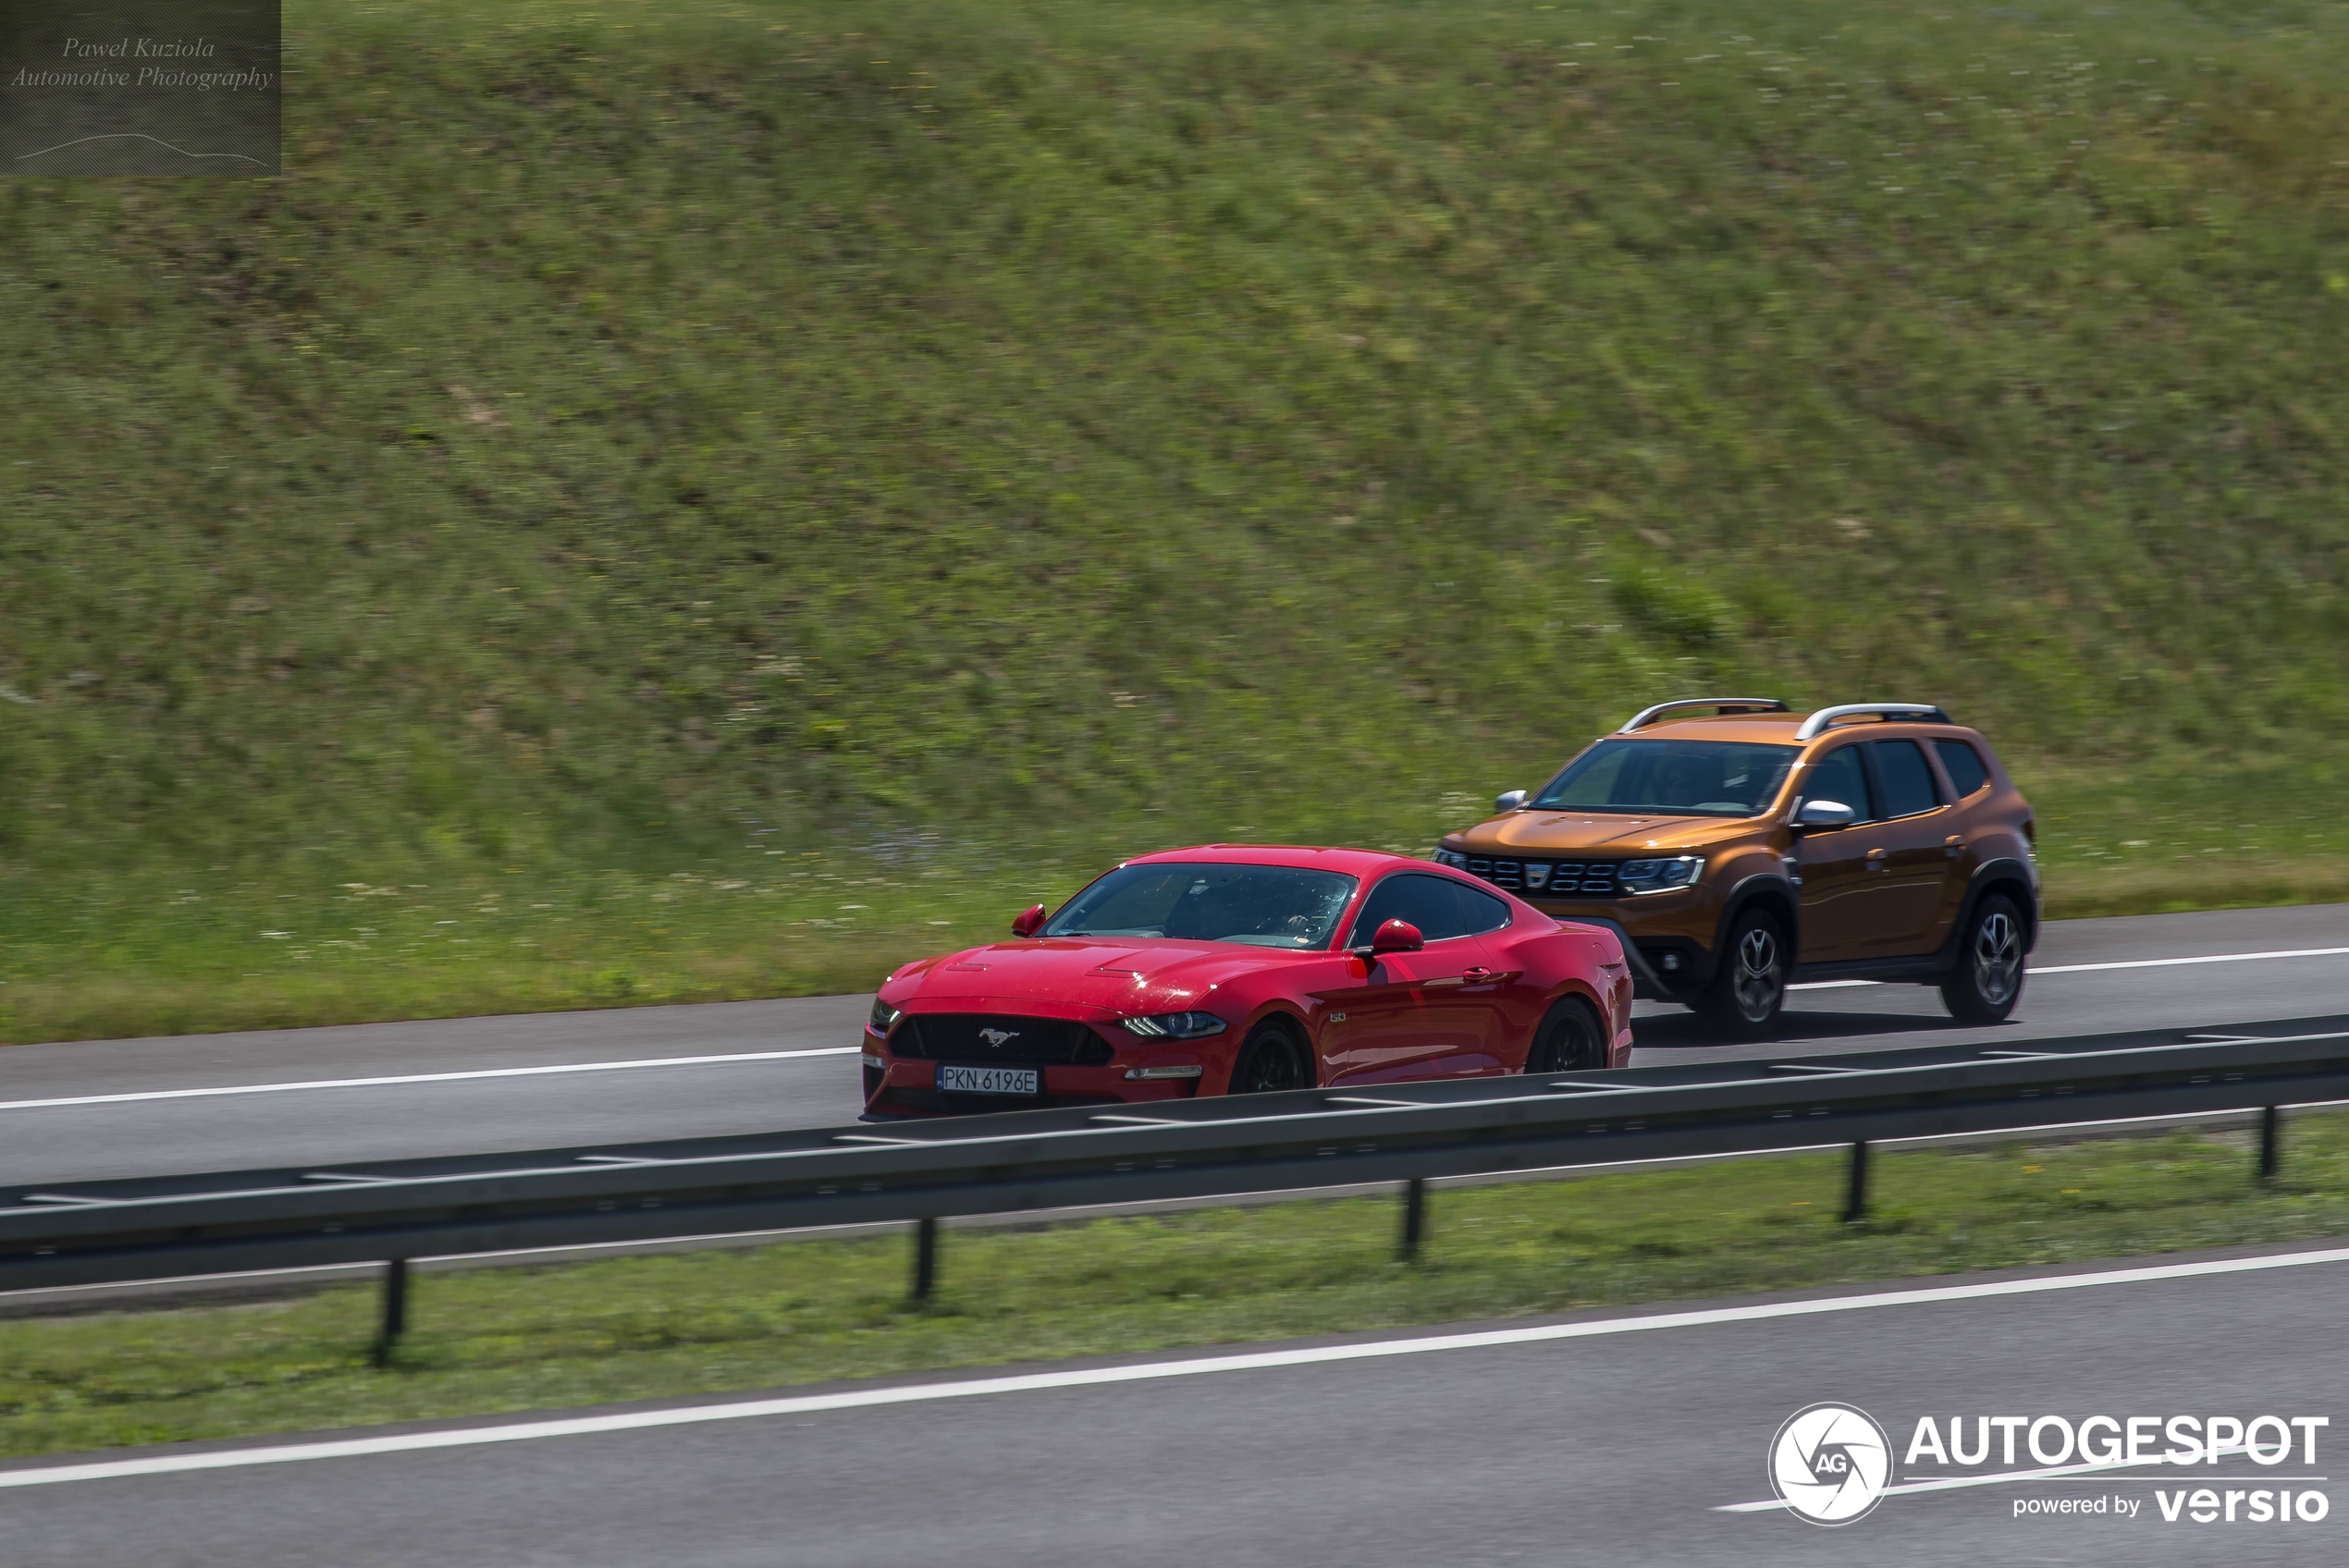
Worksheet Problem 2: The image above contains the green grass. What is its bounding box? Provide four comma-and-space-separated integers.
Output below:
4, 0, 2348, 1039
6, 1120, 2347, 1459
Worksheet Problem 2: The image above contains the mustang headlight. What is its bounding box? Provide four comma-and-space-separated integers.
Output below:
1617, 855, 1703, 894
868, 998, 902, 1033
1121, 1011, 1228, 1039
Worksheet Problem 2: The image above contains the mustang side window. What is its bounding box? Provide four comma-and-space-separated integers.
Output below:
1457, 882, 1512, 936
1347, 874, 1470, 947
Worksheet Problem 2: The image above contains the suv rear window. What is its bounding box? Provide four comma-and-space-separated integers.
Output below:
1872, 740, 1943, 819
1934, 740, 1990, 798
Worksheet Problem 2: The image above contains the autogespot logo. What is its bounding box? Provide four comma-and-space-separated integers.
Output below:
1770, 1403, 1895, 1525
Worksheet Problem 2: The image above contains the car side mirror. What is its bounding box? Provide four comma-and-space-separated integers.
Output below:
1011, 903, 1047, 937
1352, 918, 1425, 962
1494, 789, 1529, 813
1793, 799, 1857, 832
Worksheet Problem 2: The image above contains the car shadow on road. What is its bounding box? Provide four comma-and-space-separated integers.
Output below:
1630, 1009, 1999, 1050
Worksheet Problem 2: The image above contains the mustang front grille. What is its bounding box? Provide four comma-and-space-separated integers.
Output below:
1466, 859, 1620, 898
891, 1014, 1117, 1066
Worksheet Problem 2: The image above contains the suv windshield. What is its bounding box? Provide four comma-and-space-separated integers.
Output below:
1043, 863, 1359, 949
1531, 739, 1800, 817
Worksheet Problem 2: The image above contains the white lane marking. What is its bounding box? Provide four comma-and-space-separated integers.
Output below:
0, 1047, 859, 1114
5, 1244, 2345, 1490
1791, 943, 2349, 992
2032, 945, 2349, 975
8, 945, 2343, 1108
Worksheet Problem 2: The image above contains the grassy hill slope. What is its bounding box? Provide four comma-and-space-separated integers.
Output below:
3, 0, 2347, 1038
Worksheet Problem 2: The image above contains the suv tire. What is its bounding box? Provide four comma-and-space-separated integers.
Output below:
1697, 907, 1789, 1039
1941, 893, 2026, 1024
1524, 997, 1607, 1073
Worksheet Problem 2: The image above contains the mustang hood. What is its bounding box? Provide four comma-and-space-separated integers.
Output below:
1475, 813, 1749, 852
903, 937, 1297, 1014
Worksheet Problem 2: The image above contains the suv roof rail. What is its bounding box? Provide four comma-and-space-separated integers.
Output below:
1792, 703, 1953, 741
1618, 697, 1789, 733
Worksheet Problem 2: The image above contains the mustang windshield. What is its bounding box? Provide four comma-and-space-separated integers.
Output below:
1531, 739, 1799, 817
1044, 863, 1359, 949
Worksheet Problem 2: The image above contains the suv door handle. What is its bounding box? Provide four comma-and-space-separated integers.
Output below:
1865, 848, 1888, 866
1944, 835, 1963, 858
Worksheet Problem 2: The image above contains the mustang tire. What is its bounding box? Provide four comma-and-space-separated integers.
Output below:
1524, 996, 1607, 1073
1228, 1021, 1310, 1094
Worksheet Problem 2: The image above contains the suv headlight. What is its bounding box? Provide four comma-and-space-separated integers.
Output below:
1121, 1011, 1227, 1039
868, 998, 902, 1033
1617, 855, 1703, 894
1433, 849, 1468, 869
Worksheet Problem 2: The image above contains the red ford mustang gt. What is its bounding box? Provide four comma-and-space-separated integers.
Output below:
861, 845, 1633, 1117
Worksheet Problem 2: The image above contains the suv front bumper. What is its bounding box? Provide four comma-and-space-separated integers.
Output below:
1557, 915, 1693, 1001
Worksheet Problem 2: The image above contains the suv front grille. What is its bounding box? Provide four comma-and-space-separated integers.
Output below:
1467, 858, 1619, 899
891, 1014, 1117, 1066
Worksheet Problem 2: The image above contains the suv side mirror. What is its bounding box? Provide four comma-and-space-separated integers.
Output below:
1494, 789, 1529, 813
1793, 799, 1857, 832
1353, 918, 1425, 961
1011, 903, 1047, 937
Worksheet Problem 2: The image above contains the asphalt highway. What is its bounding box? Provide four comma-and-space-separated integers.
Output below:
5, 1243, 2343, 1566
0, 903, 2343, 1186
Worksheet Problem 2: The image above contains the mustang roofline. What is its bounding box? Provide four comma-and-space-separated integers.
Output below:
1121, 844, 1419, 875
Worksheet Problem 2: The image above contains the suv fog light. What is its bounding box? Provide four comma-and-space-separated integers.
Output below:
1124, 1064, 1205, 1081
1660, 953, 1681, 972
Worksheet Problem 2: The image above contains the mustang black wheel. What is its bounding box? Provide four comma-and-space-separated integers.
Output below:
1940, 893, 2027, 1024
1228, 1023, 1310, 1094
1695, 907, 1789, 1039
1524, 997, 1606, 1073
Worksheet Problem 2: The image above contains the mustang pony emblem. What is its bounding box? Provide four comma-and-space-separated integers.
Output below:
978, 1028, 1020, 1047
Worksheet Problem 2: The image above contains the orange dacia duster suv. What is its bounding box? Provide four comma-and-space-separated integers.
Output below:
1434, 700, 2039, 1038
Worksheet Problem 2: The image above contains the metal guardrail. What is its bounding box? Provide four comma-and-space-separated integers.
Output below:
6, 1016, 2349, 1350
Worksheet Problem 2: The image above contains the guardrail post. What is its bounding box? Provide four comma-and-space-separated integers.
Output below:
372, 1258, 409, 1366
2260, 1107, 2281, 1183
912, 1217, 939, 1300
1400, 1177, 1427, 1259
1842, 1142, 1870, 1224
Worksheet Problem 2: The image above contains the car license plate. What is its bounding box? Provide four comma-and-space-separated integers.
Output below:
937, 1063, 1039, 1096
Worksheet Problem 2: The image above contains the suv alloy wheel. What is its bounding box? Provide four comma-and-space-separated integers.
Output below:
1698, 907, 1788, 1038
1940, 893, 2026, 1025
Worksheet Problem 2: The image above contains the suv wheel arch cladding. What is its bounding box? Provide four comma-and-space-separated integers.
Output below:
1945, 859, 2040, 970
